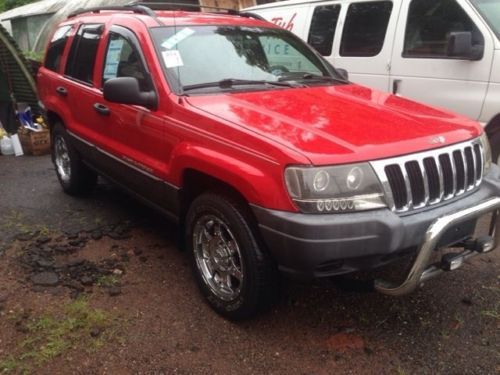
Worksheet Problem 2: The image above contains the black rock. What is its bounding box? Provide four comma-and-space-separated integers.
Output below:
66, 259, 84, 267
461, 297, 473, 306
133, 247, 143, 256
91, 230, 103, 241
80, 276, 94, 286
31, 272, 59, 286
36, 236, 52, 245
108, 286, 122, 297
36, 259, 55, 269
16, 232, 36, 241
66, 230, 79, 240
69, 290, 81, 300
108, 232, 131, 240
69, 240, 82, 247
63, 281, 85, 292
90, 327, 101, 338
0, 293, 8, 303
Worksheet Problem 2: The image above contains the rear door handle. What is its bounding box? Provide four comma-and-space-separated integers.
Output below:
93, 103, 110, 116
56, 86, 68, 96
392, 79, 401, 96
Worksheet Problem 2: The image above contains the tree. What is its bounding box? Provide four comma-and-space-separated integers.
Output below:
0, 0, 40, 12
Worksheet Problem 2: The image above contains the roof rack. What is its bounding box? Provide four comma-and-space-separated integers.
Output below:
68, 2, 265, 22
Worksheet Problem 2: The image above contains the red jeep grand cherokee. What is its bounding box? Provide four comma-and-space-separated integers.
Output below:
37, 3, 500, 320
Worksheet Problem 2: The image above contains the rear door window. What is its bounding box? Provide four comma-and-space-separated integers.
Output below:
65, 24, 103, 85
403, 0, 484, 58
44, 25, 72, 72
340, 1, 393, 57
307, 5, 341, 56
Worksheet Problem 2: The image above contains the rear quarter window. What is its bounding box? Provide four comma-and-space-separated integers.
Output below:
44, 25, 72, 72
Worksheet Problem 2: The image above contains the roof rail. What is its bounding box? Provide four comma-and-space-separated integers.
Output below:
68, 5, 155, 19
68, 2, 266, 22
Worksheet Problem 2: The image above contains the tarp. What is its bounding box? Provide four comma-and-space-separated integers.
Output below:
0, 23, 38, 110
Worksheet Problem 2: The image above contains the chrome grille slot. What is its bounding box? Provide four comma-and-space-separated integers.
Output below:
371, 139, 484, 213
385, 165, 407, 210
453, 150, 466, 194
406, 161, 425, 207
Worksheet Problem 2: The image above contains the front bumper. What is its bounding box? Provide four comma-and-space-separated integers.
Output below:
252, 165, 500, 283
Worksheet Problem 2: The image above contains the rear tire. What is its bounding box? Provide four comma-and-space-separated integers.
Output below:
185, 192, 278, 320
52, 123, 97, 195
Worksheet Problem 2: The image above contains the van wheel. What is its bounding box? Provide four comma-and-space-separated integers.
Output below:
52, 123, 97, 195
185, 193, 278, 320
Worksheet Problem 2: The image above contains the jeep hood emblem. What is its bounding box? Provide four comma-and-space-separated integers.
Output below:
430, 136, 446, 144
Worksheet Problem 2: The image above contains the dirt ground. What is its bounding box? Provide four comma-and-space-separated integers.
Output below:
0, 155, 499, 374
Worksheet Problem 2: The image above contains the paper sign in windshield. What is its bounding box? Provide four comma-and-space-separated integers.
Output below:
162, 50, 184, 68
161, 28, 195, 49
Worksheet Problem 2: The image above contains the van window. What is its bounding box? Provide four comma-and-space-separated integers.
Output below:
340, 1, 393, 57
308, 5, 341, 56
470, 0, 500, 38
44, 25, 72, 72
403, 0, 484, 58
65, 24, 103, 85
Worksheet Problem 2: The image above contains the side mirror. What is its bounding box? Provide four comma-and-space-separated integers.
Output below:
103, 77, 158, 110
447, 31, 483, 60
336, 68, 349, 81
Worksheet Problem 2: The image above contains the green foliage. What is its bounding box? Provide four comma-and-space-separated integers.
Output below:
23, 50, 44, 62
0, 0, 40, 12
0, 299, 119, 373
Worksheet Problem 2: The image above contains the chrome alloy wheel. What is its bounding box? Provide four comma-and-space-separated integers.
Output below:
54, 136, 71, 183
193, 215, 244, 301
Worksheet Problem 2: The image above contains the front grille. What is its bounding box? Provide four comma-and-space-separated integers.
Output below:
371, 139, 484, 212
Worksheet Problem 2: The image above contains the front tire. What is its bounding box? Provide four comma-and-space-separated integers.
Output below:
52, 123, 97, 195
185, 193, 278, 320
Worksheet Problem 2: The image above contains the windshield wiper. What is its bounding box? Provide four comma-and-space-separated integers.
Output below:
183, 78, 297, 92
278, 72, 347, 84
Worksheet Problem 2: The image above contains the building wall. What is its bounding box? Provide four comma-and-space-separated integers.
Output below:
200, 0, 258, 10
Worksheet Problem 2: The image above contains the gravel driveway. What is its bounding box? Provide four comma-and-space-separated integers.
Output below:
0, 155, 498, 374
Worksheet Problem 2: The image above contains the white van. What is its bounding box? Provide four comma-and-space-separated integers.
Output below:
246, 0, 500, 157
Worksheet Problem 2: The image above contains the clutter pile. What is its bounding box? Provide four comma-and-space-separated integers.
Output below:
0, 104, 50, 157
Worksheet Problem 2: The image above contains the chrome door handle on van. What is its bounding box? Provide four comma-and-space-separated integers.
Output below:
392, 80, 401, 96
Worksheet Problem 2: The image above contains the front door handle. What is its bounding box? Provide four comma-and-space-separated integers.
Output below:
93, 103, 110, 116
56, 86, 68, 97
392, 79, 402, 96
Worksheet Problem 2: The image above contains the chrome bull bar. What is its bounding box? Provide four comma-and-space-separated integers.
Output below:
375, 197, 500, 296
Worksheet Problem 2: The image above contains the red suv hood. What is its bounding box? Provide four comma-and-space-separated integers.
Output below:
186, 84, 481, 165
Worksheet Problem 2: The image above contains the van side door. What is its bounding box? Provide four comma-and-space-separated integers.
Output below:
332, 0, 401, 92
389, 0, 494, 120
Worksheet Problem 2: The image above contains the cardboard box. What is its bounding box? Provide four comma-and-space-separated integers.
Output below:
19, 129, 51, 156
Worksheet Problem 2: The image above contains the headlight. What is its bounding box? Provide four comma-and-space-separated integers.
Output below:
285, 163, 387, 214
479, 132, 492, 172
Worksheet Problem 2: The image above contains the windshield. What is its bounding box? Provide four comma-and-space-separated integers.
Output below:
471, 0, 500, 38
150, 25, 344, 94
